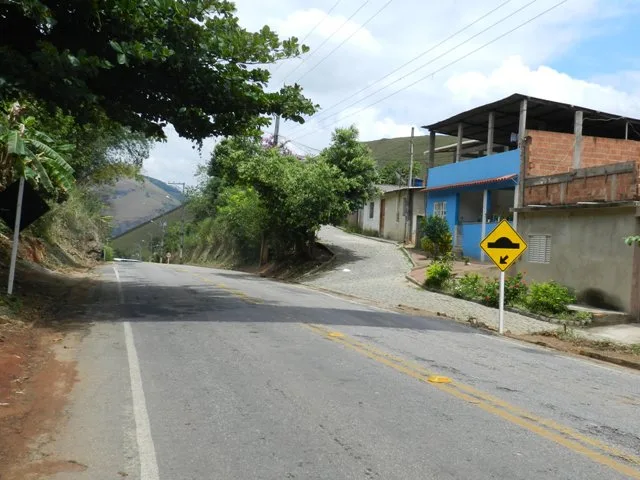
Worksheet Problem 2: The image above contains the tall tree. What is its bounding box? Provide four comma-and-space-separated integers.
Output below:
319, 126, 379, 212
0, 0, 317, 141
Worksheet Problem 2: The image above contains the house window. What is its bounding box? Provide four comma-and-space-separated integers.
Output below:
368, 202, 375, 219
433, 201, 447, 218
528, 234, 551, 264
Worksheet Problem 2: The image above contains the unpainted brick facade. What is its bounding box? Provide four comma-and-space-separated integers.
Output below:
524, 130, 640, 205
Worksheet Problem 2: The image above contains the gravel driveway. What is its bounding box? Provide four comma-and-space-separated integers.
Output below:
302, 226, 555, 334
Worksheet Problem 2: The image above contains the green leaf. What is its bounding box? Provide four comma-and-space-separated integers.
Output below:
31, 157, 54, 192
109, 41, 124, 53
7, 130, 26, 155
117, 53, 127, 65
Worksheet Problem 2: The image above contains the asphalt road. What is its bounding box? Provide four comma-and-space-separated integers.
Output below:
43, 262, 640, 480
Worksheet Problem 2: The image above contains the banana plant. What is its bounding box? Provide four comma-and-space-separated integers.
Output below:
1, 102, 75, 295
0, 102, 75, 194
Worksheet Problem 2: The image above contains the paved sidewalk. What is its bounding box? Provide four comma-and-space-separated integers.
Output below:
302, 226, 555, 335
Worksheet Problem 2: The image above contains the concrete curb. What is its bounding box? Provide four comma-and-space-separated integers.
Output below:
298, 241, 337, 278
335, 226, 400, 245
399, 247, 417, 267
578, 350, 640, 371
405, 273, 423, 288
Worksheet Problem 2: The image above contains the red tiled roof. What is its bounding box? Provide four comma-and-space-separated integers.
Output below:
423, 174, 517, 192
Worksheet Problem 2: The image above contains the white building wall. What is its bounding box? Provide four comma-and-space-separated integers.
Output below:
411, 191, 426, 244
361, 197, 382, 233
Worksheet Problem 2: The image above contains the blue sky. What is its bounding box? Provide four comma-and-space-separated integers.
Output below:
143, 0, 640, 186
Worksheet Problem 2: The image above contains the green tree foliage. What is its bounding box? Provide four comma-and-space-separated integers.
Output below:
0, 102, 74, 195
378, 160, 409, 185
187, 126, 376, 263
319, 126, 379, 212
419, 215, 453, 258
34, 106, 150, 184
0, 0, 317, 141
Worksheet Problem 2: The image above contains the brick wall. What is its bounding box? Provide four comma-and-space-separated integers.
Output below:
527, 130, 576, 176
525, 171, 637, 205
524, 130, 640, 205
527, 130, 640, 177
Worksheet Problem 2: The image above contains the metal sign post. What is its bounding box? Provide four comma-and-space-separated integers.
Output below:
480, 219, 528, 334
7, 177, 25, 295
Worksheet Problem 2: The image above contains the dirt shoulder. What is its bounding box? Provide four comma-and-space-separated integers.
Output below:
0, 258, 97, 479
514, 330, 640, 370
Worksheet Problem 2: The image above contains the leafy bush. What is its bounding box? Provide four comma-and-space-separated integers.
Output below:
103, 245, 114, 261
453, 273, 483, 300
526, 281, 576, 315
419, 215, 452, 258
425, 256, 453, 289
505, 272, 528, 305
477, 273, 528, 308
480, 278, 500, 307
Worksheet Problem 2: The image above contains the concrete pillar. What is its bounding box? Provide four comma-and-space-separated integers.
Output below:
513, 184, 519, 231
572, 110, 583, 169
481, 189, 488, 262
487, 111, 495, 155
625, 121, 629, 140
456, 123, 463, 163
425, 130, 436, 187
516, 99, 528, 214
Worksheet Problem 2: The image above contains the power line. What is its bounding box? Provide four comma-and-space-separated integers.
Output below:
272, 0, 343, 75
296, 0, 395, 83
291, 0, 538, 138
283, 0, 371, 83
293, 0, 568, 142
288, 0, 514, 135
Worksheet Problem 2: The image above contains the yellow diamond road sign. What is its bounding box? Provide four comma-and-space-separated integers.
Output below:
480, 219, 527, 271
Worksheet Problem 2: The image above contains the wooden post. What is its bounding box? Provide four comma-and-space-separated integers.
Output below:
572, 110, 583, 170
487, 112, 495, 155
456, 123, 463, 163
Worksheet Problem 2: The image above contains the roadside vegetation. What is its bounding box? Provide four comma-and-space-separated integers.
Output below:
182, 128, 379, 268
418, 215, 592, 326
0, 0, 319, 274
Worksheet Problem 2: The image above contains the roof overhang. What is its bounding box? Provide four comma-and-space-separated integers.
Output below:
423, 174, 517, 192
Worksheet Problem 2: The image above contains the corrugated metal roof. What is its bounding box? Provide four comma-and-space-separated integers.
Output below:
423, 174, 517, 192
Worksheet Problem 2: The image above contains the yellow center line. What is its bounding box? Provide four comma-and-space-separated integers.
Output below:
193, 274, 263, 304
305, 324, 640, 479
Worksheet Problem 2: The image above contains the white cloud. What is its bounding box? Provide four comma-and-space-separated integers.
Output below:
143, 126, 216, 186
147, 0, 640, 183
445, 56, 640, 116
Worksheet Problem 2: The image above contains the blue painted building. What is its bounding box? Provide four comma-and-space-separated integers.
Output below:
425, 149, 520, 260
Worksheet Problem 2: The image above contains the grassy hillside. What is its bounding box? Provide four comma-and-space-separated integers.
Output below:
97, 176, 184, 236
361, 134, 456, 178
110, 205, 190, 258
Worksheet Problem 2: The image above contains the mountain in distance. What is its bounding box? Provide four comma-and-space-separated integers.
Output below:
98, 176, 185, 237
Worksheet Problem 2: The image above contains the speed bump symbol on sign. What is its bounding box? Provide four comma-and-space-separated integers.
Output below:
480, 219, 527, 271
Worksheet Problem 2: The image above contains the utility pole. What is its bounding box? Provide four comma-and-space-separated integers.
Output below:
168, 181, 186, 263
408, 127, 415, 187
159, 221, 167, 262
273, 114, 281, 146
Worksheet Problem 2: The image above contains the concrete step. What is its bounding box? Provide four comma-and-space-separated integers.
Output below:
569, 304, 633, 327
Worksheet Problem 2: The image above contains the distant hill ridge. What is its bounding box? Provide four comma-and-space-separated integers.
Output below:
97, 176, 184, 237
361, 134, 456, 177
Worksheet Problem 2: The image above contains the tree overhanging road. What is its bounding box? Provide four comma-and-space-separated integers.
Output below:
30, 262, 640, 480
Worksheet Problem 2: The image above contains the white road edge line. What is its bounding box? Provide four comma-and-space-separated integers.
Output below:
114, 266, 161, 480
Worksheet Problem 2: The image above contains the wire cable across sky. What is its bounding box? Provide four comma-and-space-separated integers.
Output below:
292, 0, 568, 142
287, 0, 515, 135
